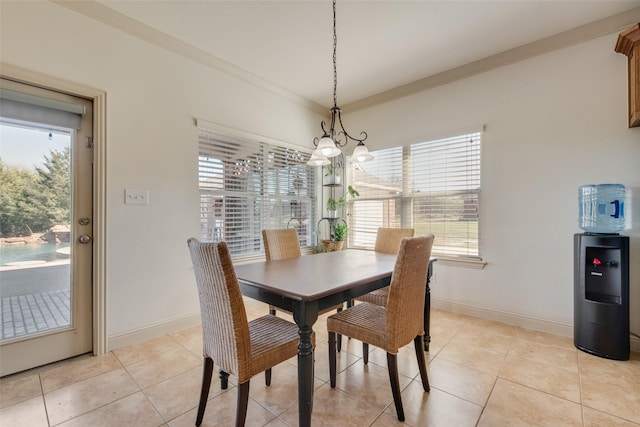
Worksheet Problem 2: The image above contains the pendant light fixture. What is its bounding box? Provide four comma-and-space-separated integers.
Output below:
307, 0, 373, 166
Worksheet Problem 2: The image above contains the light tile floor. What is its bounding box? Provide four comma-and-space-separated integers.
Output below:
1, 299, 639, 426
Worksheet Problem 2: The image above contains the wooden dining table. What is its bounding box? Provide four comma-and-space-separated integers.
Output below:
234, 249, 435, 427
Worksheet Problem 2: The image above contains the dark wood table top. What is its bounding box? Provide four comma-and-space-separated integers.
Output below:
234, 249, 397, 301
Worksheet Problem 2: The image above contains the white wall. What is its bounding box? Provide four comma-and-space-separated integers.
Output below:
346, 34, 640, 341
0, 1, 324, 345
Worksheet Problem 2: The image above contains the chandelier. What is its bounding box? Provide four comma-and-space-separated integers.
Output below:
307, 0, 373, 167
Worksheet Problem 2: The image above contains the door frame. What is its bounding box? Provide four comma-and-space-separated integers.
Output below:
1, 63, 108, 357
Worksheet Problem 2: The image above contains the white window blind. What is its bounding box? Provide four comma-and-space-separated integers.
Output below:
0, 87, 85, 130
349, 132, 481, 258
198, 126, 316, 260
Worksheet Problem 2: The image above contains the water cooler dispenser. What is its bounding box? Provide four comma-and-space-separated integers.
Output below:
574, 184, 629, 360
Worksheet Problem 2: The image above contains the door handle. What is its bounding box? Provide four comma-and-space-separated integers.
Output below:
78, 235, 92, 244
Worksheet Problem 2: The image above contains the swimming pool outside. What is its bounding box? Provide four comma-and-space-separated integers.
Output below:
0, 241, 70, 267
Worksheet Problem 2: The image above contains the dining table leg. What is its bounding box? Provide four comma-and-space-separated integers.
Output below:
423, 260, 435, 351
424, 281, 431, 351
293, 301, 319, 427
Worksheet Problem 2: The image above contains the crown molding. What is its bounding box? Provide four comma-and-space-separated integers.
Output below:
52, 0, 327, 115
343, 7, 640, 112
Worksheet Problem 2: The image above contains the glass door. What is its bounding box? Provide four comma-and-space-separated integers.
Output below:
0, 78, 93, 376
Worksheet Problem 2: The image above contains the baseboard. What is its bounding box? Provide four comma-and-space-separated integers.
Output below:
432, 298, 640, 353
107, 313, 201, 352
106, 302, 640, 354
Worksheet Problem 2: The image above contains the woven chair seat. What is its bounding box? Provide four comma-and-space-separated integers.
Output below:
249, 315, 311, 375
278, 304, 343, 316
327, 303, 388, 351
354, 287, 389, 307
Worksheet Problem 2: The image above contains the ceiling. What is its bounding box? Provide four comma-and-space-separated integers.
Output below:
73, 1, 640, 112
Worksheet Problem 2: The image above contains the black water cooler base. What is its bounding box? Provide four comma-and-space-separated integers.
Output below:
575, 344, 628, 361
574, 233, 630, 361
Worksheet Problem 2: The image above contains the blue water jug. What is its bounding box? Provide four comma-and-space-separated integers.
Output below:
578, 184, 625, 234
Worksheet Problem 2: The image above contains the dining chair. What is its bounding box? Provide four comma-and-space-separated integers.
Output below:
352, 228, 414, 360
262, 228, 301, 262
261, 228, 343, 351
374, 227, 416, 255
262, 228, 302, 317
187, 238, 309, 427
355, 227, 415, 306
327, 234, 434, 422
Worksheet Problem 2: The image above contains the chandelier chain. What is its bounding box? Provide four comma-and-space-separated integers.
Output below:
308, 0, 372, 164
332, 0, 338, 108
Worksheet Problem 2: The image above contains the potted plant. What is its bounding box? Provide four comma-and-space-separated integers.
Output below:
325, 186, 359, 218
323, 222, 347, 251
326, 196, 346, 218
333, 223, 348, 242
324, 164, 340, 185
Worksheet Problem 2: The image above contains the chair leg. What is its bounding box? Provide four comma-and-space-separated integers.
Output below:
328, 331, 337, 388
362, 342, 369, 365
347, 299, 354, 308
345, 301, 353, 340
335, 307, 343, 352
236, 381, 250, 427
414, 335, 430, 392
195, 357, 214, 426
265, 368, 272, 386
386, 353, 405, 422
219, 369, 229, 389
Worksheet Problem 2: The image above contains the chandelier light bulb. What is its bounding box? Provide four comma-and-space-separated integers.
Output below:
307, 152, 331, 166
350, 142, 374, 163
316, 136, 341, 158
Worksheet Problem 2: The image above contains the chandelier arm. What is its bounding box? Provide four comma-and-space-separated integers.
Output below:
335, 108, 368, 144
319, 120, 330, 137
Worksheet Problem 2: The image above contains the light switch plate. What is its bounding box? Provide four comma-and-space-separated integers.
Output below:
125, 189, 149, 205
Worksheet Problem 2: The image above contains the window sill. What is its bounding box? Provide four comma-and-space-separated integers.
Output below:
434, 257, 487, 269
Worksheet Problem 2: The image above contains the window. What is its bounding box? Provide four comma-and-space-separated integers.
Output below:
348, 131, 481, 258
198, 124, 316, 260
